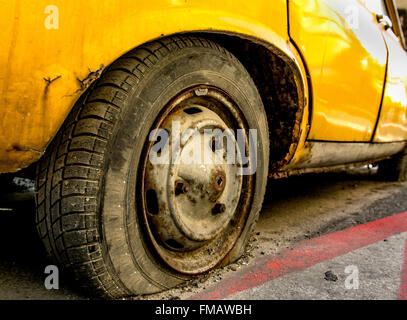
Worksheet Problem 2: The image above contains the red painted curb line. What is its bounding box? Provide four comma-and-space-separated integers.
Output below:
191, 211, 407, 300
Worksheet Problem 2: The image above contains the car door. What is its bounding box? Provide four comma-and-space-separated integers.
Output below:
289, 0, 388, 142
372, 0, 407, 142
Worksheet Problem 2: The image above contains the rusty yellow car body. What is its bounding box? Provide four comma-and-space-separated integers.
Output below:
0, 0, 294, 173
3, 0, 407, 299
0, 0, 407, 174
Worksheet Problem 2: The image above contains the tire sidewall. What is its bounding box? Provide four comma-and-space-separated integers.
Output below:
100, 46, 269, 294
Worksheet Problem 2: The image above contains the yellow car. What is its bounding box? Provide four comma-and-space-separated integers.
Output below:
1, 0, 407, 298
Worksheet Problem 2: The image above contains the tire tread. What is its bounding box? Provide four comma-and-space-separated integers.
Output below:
35, 36, 236, 298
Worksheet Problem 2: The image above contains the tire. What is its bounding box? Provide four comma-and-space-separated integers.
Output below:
377, 149, 407, 182
35, 36, 269, 298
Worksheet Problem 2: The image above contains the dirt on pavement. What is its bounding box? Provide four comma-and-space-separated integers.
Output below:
1, 167, 407, 300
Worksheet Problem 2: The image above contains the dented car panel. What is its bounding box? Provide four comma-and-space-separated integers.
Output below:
0, 0, 290, 173
1, 0, 407, 176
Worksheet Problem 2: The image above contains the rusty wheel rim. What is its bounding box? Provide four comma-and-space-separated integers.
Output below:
139, 86, 254, 274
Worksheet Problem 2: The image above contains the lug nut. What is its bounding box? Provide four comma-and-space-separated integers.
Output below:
175, 180, 189, 196
212, 203, 226, 215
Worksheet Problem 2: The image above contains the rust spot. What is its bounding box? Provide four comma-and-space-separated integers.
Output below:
6, 144, 42, 154
269, 158, 388, 179
211, 169, 226, 196
175, 180, 190, 196
212, 203, 226, 215
7, 144, 22, 152
76, 64, 104, 91
205, 35, 306, 171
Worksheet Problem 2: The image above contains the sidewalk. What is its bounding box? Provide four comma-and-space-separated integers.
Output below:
190, 212, 407, 300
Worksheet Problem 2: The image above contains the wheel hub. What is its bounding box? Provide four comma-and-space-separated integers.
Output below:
145, 104, 243, 250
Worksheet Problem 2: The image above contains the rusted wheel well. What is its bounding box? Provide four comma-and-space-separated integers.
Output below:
191, 32, 304, 170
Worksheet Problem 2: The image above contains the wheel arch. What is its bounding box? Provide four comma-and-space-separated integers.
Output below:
192, 32, 310, 171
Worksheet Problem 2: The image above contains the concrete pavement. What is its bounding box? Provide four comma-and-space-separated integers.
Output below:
191, 212, 407, 300
2, 170, 407, 300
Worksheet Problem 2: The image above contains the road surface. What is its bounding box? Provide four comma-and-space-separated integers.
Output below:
1, 167, 407, 300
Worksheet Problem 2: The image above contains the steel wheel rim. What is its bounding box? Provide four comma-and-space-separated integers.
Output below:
139, 86, 255, 274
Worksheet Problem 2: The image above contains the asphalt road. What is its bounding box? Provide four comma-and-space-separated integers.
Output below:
1, 167, 407, 300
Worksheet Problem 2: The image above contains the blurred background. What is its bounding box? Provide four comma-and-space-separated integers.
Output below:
397, 0, 407, 39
